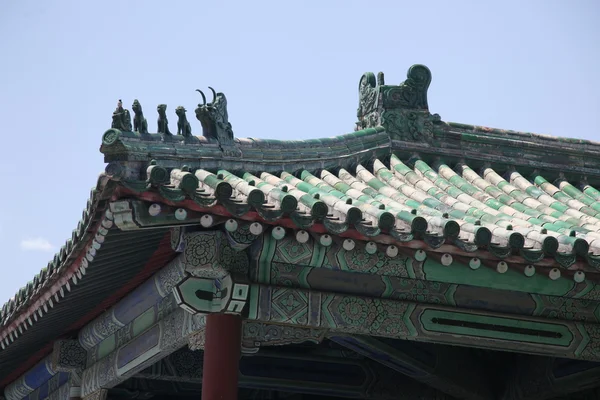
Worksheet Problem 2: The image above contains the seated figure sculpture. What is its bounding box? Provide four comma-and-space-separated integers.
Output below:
111, 99, 132, 132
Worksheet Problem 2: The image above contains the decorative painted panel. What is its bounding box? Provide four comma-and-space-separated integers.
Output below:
247, 285, 600, 361
4, 357, 57, 400
78, 255, 186, 350
51, 340, 87, 372
267, 261, 600, 325
81, 309, 204, 397
182, 231, 249, 278
20, 372, 69, 400
87, 294, 178, 365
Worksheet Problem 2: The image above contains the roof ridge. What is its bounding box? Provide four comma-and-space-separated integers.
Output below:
447, 121, 600, 146
100, 64, 600, 180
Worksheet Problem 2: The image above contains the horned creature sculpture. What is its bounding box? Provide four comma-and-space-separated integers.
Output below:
157, 104, 172, 135
195, 87, 234, 142
132, 99, 148, 134
175, 106, 192, 137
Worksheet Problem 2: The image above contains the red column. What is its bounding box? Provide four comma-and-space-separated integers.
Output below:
202, 313, 242, 400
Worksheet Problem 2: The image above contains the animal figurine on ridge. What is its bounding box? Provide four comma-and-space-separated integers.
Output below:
132, 99, 148, 134
175, 106, 192, 137
157, 104, 172, 135
195, 87, 234, 142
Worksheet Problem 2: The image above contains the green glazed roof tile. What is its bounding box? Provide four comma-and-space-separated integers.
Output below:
260, 172, 326, 218
583, 185, 600, 201
242, 172, 298, 214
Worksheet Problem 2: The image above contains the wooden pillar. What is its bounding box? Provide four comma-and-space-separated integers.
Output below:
202, 314, 242, 400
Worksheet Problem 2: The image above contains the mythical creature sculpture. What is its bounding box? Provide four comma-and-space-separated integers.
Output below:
195, 87, 234, 142
175, 106, 192, 137
157, 104, 172, 135
354, 65, 436, 141
111, 99, 132, 131
355, 73, 379, 131
382, 64, 431, 110
132, 99, 148, 134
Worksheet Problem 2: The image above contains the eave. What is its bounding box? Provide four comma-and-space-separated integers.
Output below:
0, 176, 177, 388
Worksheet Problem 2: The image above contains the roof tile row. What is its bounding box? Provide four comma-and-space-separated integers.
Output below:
118, 154, 600, 266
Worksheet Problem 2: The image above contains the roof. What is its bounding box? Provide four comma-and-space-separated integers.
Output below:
2, 63, 600, 387
101, 149, 600, 266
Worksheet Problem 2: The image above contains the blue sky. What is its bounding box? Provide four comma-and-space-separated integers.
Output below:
0, 0, 598, 302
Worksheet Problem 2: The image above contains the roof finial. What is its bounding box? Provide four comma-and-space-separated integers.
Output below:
355, 65, 434, 133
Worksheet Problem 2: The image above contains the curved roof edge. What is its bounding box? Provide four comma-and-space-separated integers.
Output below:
0, 175, 115, 343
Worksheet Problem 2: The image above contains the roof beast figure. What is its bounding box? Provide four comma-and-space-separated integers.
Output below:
195, 87, 234, 143
132, 99, 148, 134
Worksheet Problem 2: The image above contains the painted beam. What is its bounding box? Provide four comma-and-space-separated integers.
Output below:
18, 372, 69, 400
241, 321, 328, 352
75, 228, 253, 397
77, 251, 186, 350
255, 232, 600, 304
247, 284, 600, 361
4, 356, 57, 400
135, 346, 453, 399
80, 308, 204, 397
330, 334, 493, 400
266, 257, 600, 325
85, 293, 179, 367
5, 340, 86, 400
